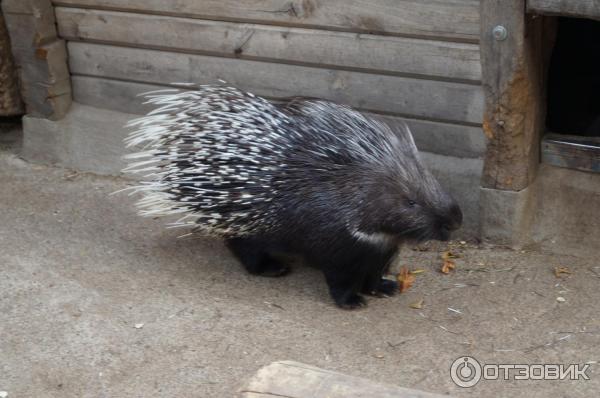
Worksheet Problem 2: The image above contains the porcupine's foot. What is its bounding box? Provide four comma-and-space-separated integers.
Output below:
255, 258, 291, 277
324, 272, 367, 309
363, 278, 398, 297
226, 237, 291, 277
335, 293, 367, 309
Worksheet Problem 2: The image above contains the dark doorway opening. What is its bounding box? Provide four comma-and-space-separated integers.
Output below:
542, 17, 600, 173
546, 17, 600, 137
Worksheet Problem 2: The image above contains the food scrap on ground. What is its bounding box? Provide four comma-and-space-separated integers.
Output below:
554, 266, 572, 278
440, 251, 457, 274
397, 266, 416, 293
410, 269, 426, 275
409, 299, 424, 309
442, 251, 460, 259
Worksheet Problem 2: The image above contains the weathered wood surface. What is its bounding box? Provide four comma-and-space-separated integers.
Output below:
541, 133, 600, 173
379, 115, 486, 159
479, 0, 551, 190
56, 8, 482, 82
1, 0, 71, 119
0, 10, 23, 115
528, 0, 600, 20
238, 361, 449, 398
70, 75, 485, 159
53, 0, 481, 42
67, 42, 484, 124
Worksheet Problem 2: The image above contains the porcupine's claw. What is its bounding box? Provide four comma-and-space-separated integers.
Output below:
364, 279, 398, 298
336, 294, 367, 310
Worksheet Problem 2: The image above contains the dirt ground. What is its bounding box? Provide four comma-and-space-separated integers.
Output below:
1, 140, 599, 397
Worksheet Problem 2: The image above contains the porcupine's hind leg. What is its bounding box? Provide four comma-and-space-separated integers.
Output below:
226, 237, 291, 277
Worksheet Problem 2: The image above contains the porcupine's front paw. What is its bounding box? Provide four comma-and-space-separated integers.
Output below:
257, 259, 291, 277
374, 279, 398, 297
334, 293, 367, 310
324, 269, 368, 309
362, 278, 398, 297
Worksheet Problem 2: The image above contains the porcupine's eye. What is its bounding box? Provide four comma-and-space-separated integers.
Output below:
407, 199, 417, 207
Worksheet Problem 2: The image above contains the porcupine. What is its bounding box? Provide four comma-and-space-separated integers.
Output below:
124, 85, 463, 309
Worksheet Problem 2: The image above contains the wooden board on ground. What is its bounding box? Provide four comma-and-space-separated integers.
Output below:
52, 0, 481, 42
56, 8, 481, 82
238, 361, 450, 398
67, 42, 484, 124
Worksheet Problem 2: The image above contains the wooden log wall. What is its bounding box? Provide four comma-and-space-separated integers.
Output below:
53, 0, 486, 158
0, 9, 24, 116
2, 0, 72, 119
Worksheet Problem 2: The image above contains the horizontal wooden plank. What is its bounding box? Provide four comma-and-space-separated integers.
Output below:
71, 75, 485, 158
56, 8, 481, 82
53, 0, 481, 42
67, 42, 484, 124
542, 133, 600, 173
378, 115, 485, 158
528, 0, 600, 20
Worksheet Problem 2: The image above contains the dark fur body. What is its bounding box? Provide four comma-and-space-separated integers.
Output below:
227, 231, 400, 308
125, 86, 462, 309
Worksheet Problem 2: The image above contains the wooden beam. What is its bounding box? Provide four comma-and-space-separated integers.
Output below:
52, 0, 481, 43
70, 75, 486, 159
238, 361, 449, 398
479, 0, 554, 190
528, 0, 600, 21
67, 42, 484, 124
55, 8, 482, 82
1, 0, 72, 119
0, 9, 24, 116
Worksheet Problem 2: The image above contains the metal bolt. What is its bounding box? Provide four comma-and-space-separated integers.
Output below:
493, 25, 508, 41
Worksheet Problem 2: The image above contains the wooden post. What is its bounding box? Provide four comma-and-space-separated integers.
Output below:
1, 0, 71, 119
0, 9, 23, 116
238, 361, 449, 398
480, 0, 550, 191
478, 1, 556, 244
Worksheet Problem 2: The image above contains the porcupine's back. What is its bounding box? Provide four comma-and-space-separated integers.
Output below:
123, 85, 431, 238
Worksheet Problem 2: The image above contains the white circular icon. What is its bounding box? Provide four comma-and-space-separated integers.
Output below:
450, 356, 482, 388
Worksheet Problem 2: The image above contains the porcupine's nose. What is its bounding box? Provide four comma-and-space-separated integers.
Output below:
445, 203, 463, 231
438, 203, 462, 241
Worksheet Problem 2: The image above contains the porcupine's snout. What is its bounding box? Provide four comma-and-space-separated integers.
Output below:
436, 201, 463, 241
